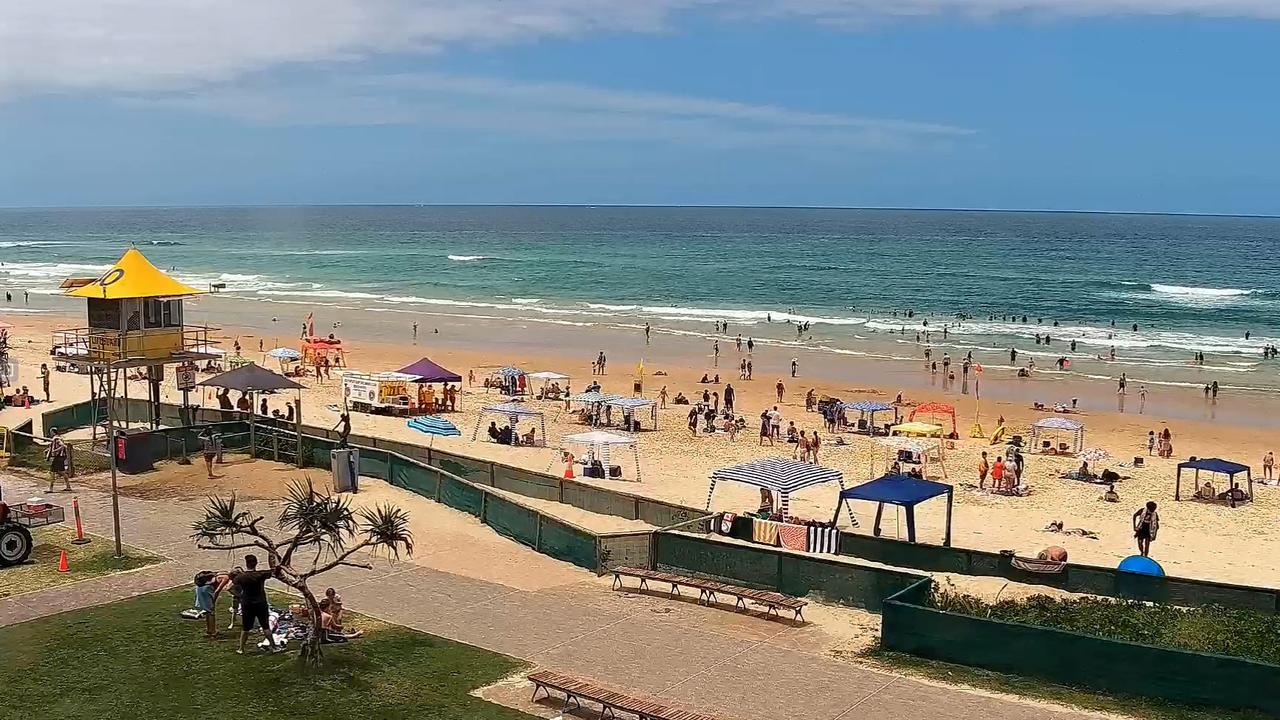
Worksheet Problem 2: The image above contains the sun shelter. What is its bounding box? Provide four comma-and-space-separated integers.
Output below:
872, 436, 947, 479
472, 401, 546, 446
908, 402, 958, 438
563, 430, 641, 481
568, 391, 622, 426
706, 457, 853, 523
396, 357, 462, 383
840, 400, 897, 434
1176, 457, 1252, 507
198, 362, 305, 466
835, 473, 953, 545
489, 366, 527, 395
1029, 416, 1085, 455
606, 396, 658, 431
890, 421, 944, 439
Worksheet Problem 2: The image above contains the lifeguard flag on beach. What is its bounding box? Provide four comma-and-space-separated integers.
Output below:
636, 359, 644, 378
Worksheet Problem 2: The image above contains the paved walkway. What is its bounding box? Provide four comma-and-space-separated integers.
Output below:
0, 471, 1100, 720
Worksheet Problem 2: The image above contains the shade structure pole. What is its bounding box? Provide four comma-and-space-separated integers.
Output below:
633, 446, 642, 483
836, 477, 857, 527
944, 487, 953, 547
295, 388, 303, 468
249, 392, 256, 460
704, 479, 716, 511
107, 366, 123, 558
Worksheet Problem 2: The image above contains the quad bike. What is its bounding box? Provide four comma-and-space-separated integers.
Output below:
0, 500, 65, 566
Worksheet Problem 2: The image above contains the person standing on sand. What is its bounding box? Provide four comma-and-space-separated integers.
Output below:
1147, 431, 1156, 456
723, 383, 735, 413
791, 358, 798, 378
1133, 501, 1160, 557
989, 456, 1005, 491
645, 323, 651, 344
809, 431, 821, 464
759, 411, 772, 446
1138, 385, 1147, 413
746, 360, 753, 380
739, 358, 747, 379
598, 351, 607, 375
978, 451, 989, 489
1117, 373, 1126, 395
1211, 380, 1219, 400
1263, 451, 1274, 480
687, 406, 699, 438
412, 322, 418, 343
735, 334, 742, 352
747, 337, 755, 353
658, 385, 669, 409
769, 406, 783, 439
39, 363, 50, 402
713, 340, 719, 367
775, 380, 785, 402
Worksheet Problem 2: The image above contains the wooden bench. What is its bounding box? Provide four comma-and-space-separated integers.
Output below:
611, 566, 806, 623
529, 670, 720, 720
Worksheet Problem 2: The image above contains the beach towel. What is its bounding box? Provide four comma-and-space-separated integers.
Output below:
1011, 556, 1066, 574
807, 525, 840, 554
719, 512, 737, 535
752, 518, 781, 546
777, 524, 809, 551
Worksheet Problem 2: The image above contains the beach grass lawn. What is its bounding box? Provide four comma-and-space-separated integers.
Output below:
0, 526, 160, 599
0, 587, 535, 720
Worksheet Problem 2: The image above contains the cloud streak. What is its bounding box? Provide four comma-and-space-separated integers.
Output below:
128, 72, 973, 149
3, 0, 1278, 97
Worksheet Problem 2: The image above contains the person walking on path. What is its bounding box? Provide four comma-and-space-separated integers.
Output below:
45, 427, 72, 493
200, 426, 219, 479
1133, 501, 1160, 557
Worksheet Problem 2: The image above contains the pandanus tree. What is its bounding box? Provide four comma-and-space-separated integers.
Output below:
191, 479, 413, 666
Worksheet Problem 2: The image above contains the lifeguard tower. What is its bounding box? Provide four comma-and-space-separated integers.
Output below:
54, 247, 217, 436
53, 248, 217, 555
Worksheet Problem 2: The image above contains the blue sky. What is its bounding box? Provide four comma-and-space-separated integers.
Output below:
1, 2, 1278, 213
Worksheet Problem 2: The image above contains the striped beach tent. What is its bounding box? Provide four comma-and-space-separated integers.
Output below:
706, 457, 856, 525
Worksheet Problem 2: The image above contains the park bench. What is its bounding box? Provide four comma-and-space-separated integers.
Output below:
610, 566, 806, 623
529, 670, 721, 720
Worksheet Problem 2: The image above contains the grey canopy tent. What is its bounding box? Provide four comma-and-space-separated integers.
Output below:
472, 401, 547, 446
706, 457, 856, 525
1029, 416, 1085, 455
197, 362, 305, 467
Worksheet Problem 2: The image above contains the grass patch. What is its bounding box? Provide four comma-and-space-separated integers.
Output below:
865, 647, 1272, 720
0, 587, 535, 720
930, 585, 1280, 665
0, 526, 160, 599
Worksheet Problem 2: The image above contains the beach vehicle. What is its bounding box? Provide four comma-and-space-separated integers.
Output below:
341, 371, 421, 415
0, 500, 66, 566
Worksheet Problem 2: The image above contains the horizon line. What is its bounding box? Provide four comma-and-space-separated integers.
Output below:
1, 202, 1278, 221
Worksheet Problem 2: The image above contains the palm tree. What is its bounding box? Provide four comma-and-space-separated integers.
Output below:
191, 478, 412, 666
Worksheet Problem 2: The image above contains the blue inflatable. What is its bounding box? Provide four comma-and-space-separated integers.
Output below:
1118, 555, 1165, 576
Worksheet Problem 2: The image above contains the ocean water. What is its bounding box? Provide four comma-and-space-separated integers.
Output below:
2, 206, 1279, 392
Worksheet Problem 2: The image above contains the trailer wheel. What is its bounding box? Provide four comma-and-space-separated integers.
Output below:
0, 524, 33, 566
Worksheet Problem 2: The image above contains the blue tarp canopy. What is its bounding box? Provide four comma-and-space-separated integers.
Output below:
840, 401, 894, 413
1175, 457, 1252, 507
834, 473, 953, 545
1177, 457, 1249, 475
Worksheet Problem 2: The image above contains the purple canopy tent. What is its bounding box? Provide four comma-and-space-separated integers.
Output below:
396, 357, 462, 384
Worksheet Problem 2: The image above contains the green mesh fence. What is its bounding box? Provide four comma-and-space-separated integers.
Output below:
561, 480, 639, 519
492, 464, 561, 501
358, 447, 390, 481
483, 494, 540, 548
535, 516, 598, 571
388, 456, 440, 498
638, 499, 704, 529
431, 449, 492, 486
439, 474, 484, 517
654, 532, 780, 589
597, 532, 653, 571
882, 579, 1280, 717
778, 553, 921, 611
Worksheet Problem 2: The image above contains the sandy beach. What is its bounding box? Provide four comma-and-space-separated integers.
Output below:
4, 294, 1279, 589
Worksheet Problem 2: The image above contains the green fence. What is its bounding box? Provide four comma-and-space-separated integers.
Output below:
881, 578, 1280, 716
654, 532, 923, 611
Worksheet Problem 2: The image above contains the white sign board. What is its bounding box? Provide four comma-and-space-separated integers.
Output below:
176, 367, 197, 391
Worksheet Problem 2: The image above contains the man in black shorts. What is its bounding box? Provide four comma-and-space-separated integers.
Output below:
234, 554, 282, 654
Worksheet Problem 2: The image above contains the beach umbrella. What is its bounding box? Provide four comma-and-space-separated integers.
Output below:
267, 347, 302, 361
407, 415, 461, 448
1080, 447, 1111, 462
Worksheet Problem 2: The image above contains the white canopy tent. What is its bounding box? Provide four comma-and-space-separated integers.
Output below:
561, 430, 641, 481
606, 396, 658, 431
871, 436, 948, 480
472, 401, 547, 446
1030, 416, 1085, 455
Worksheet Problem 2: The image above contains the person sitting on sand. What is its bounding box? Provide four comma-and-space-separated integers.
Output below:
786, 421, 799, 444
1078, 460, 1093, 479
1101, 484, 1120, 503
487, 421, 500, 442
699, 374, 711, 383
757, 487, 775, 516
673, 392, 688, 405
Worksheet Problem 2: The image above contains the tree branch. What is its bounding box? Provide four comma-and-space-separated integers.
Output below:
301, 540, 372, 579
198, 541, 270, 552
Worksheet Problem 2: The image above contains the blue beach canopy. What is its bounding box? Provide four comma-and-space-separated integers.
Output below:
835, 473, 954, 545
1175, 457, 1252, 507
840, 400, 894, 413
569, 391, 621, 404
496, 366, 525, 378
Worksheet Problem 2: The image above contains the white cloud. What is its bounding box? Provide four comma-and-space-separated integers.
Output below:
126, 72, 974, 148
3, 0, 1278, 97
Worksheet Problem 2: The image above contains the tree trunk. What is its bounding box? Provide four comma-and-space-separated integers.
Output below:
294, 582, 325, 667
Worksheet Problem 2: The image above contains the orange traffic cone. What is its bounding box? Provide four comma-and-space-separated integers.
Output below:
58, 549, 69, 573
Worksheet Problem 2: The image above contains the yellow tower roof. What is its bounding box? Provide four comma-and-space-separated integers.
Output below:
66, 247, 202, 300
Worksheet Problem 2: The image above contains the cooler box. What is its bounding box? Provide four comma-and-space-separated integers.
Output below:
331, 448, 360, 493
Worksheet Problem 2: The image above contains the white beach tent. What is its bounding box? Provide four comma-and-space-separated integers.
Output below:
472, 401, 547, 446
562, 430, 642, 481
871, 436, 948, 480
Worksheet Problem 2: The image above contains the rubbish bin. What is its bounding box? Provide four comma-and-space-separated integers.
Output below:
331, 448, 360, 493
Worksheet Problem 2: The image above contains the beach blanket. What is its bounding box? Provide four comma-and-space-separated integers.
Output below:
777, 524, 809, 551
1011, 556, 1066, 574
752, 518, 781, 546
807, 525, 840, 554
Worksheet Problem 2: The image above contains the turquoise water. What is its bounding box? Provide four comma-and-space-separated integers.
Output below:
2, 206, 1279, 391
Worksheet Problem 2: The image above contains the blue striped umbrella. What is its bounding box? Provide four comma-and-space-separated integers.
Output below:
407, 415, 461, 443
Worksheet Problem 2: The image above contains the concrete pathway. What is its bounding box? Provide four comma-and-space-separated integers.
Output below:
0, 471, 1100, 720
